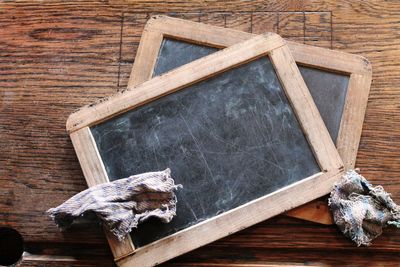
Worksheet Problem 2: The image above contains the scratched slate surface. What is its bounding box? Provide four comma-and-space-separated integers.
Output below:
91, 56, 320, 247
153, 38, 349, 142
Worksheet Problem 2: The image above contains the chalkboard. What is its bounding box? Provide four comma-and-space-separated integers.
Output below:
91, 56, 320, 247
68, 33, 345, 266
152, 38, 349, 142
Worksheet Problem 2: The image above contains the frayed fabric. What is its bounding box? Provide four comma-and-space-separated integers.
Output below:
47, 168, 182, 241
329, 170, 400, 246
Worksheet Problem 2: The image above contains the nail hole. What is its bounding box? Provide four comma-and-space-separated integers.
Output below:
0, 227, 24, 266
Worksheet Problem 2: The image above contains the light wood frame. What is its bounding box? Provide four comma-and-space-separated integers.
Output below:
128, 15, 372, 226
67, 33, 344, 266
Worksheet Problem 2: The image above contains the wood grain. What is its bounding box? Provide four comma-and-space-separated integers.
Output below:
0, 1, 122, 245
0, 0, 399, 266
278, 12, 305, 43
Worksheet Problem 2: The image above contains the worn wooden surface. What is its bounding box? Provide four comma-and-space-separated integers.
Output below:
0, 1, 399, 266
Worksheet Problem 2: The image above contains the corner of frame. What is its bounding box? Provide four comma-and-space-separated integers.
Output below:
357, 55, 373, 76
66, 110, 79, 133
260, 32, 285, 47
145, 14, 168, 30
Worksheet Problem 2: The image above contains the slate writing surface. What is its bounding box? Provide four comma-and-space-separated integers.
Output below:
298, 67, 349, 142
153, 38, 350, 142
91, 56, 320, 248
152, 38, 218, 77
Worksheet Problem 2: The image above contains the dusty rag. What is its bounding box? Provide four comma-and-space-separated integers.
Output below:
47, 168, 182, 241
328, 170, 400, 246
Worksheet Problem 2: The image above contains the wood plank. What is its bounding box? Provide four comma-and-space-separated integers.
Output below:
278, 12, 305, 43
304, 12, 331, 48
225, 13, 252, 32
120, 13, 149, 64
109, 0, 306, 12
1, 1, 400, 266
199, 13, 226, 27
0, 0, 122, 244
252, 12, 279, 33
166, 247, 400, 266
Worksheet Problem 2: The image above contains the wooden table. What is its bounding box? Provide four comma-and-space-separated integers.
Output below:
1, 1, 399, 266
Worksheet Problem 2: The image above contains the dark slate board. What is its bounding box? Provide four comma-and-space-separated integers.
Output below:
153, 38, 349, 142
298, 67, 349, 142
152, 38, 218, 77
91, 56, 320, 248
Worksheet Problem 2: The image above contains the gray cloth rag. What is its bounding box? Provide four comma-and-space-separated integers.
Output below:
328, 170, 400, 246
47, 168, 182, 241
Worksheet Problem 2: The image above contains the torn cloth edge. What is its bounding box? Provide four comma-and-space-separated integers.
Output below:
47, 168, 182, 241
328, 170, 400, 246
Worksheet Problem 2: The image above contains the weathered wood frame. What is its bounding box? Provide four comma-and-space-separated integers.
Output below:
67, 33, 344, 266
128, 15, 372, 226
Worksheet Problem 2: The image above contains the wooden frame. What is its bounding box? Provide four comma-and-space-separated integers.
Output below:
67, 33, 344, 266
128, 15, 372, 225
